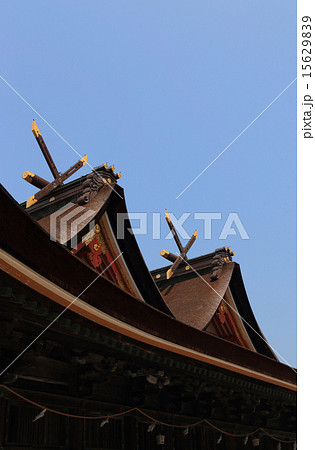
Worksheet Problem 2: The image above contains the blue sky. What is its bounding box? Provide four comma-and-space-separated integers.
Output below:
0, 1, 296, 366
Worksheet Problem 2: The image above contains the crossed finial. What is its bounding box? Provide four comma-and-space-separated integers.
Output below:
22, 120, 87, 208
160, 210, 198, 279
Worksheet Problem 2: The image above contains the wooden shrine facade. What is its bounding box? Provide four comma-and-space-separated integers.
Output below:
0, 274, 296, 450
0, 128, 296, 450
0, 181, 296, 450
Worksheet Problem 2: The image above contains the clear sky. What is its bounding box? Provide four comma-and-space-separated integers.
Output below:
0, 1, 296, 366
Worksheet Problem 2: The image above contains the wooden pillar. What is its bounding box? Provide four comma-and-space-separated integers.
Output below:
124, 417, 138, 450
68, 367, 84, 450
0, 398, 7, 447
68, 414, 84, 450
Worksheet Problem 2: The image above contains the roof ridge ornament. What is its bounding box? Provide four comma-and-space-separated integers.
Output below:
209, 246, 235, 281
22, 120, 88, 208
160, 209, 198, 279
76, 163, 121, 205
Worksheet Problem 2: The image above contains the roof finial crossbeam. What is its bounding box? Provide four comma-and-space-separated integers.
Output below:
160, 210, 198, 279
22, 121, 87, 208
32, 120, 60, 179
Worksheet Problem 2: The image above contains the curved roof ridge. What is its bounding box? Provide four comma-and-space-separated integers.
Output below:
155, 260, 277, 360
158, 262, 235, 330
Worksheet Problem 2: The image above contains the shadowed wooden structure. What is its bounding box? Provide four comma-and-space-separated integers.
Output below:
0, 123, 296, 449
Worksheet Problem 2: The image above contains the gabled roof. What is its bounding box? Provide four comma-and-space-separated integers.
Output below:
17, 166, 279, 361
0, 184, 296, 390
19, 166, 172, 315
151, 252, 276, 360
152, 260, 234, 330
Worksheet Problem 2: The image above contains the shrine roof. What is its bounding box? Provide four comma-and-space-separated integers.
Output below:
151, 252, 276, 360
0, 183, 296, 391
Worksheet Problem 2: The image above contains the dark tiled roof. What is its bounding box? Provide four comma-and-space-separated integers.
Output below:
151, 252, 277, 360
0, 184, 294, 383
156, 262, 234, 330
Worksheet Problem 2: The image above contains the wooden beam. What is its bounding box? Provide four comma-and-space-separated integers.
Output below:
160, 250, 177, 263
26, 155, 87, 208
22, 171, 50, 189
165, 210, 185, 254
32, 120, 59, 179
